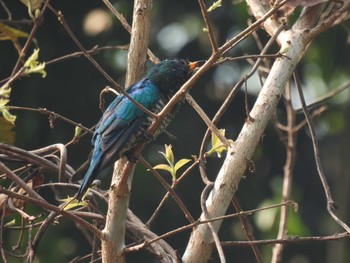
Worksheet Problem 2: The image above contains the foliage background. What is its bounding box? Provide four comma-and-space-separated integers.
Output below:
1, 0, 350, 262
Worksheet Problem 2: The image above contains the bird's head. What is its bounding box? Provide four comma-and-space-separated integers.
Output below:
146, 59, 203, 95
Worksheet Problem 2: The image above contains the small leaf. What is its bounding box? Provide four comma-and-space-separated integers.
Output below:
60, 196, 87, 210
0, 105, 16, 125
165, 144, 174, 166
206, 129, 231, 158
207, 0, 222, 12
174, 158, 191, 173
24, 49, 47, 78
0, 23, 28, 41
4, 219, 16, 227
0, 84, 11, 98
20, 0, 43, 10
153, 164, 173, 174
74, 126, 82, 138
293, 202, 299, 212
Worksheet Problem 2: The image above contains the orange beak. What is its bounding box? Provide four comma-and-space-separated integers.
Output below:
188, 60, 206, 72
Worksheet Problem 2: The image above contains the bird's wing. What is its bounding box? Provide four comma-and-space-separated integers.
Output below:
93, 79, 159, 152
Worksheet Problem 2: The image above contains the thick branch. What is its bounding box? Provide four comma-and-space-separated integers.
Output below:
101, 1, 153, 263
182, 5, 322, 263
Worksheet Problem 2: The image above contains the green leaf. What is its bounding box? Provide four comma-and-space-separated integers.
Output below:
0, 104, 16, 125
207, 0, 222, 12
174, 158, 191, 173
0, 117, 16, 143
24, 49, 47, 78
206, 129, 232, 158
60, 196, 88, 210
4, 219, 16, 227
0, 84, 11, 98
153, 164, 173, 174
165, 144, 174, 166
0, 23, 29, 41
74, 126, 82, 137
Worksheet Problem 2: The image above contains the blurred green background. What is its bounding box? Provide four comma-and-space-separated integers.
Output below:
1, 0, 350, 262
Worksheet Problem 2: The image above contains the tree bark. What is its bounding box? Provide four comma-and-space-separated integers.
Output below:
101, 1, 153, 262
182, 2, 325, 262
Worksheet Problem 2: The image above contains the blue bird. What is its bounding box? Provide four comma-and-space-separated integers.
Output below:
76, 59, 201, 201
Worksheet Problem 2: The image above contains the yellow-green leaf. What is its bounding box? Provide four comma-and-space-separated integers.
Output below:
165, 144, 174, 165
24, 49, 47, 78
20, 0, 43, 10
207, 0, 222, 12
153, 164, 173, 174
0, 106, 16, 125
0, 98, 9, 107
0, 117, 16, 144
206, 129, 233, 158
4, 219, 16, 227
0, 84, 11, 98
74, 126, 82, 137
0, 23, 29, 41
60, 196, 87, 210
174, 158, 191, 173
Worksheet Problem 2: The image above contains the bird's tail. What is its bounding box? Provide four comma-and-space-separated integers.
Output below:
76, 151, 102, 201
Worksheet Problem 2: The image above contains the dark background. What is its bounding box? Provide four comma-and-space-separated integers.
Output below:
1, 0, 350, 262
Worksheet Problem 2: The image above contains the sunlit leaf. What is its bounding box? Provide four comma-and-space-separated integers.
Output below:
60, 196, 88, 210
0, 84, 11, 98
20, 0, 43, 10
151, 144, 192, 181
153, 164, 173, 174
165, 144, 174, 166
207, 0, 222, 12
24, 49, 47, 78
74, 126, 82, 138
174, 158, 191, 173
0, 23, 29, 41
206, 129, 233, 158
4, 219, 16, 227
1, 108, 16, 125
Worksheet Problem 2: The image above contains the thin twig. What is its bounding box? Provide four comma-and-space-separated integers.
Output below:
0, 203, 7, 263
271, 81, 297, 263
10, 1, 49, 77
46, 3, 158, 120
46, 45, 129, 66
231, 197, 264, 263
295, 79, 350, 111
9, 106, 93, 133
0, 187, 102, 238
139, 157, 195, 223
101, 0, 158, 63
201, 183, 226, 263
0, 0, 11, 20
186, 93, 230, 148
125, 201, 294, 252
221, 232, 350, 246
294, 72, 350, 233
198, 0, 218, 52
146, 159, 198, 227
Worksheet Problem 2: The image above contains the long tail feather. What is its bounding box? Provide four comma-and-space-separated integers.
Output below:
76, 149, 102, 201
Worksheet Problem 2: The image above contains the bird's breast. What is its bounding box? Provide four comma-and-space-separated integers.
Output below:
121, 96, 181, 154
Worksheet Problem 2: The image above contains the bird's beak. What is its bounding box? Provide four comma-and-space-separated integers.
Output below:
188, 60, 206, 72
